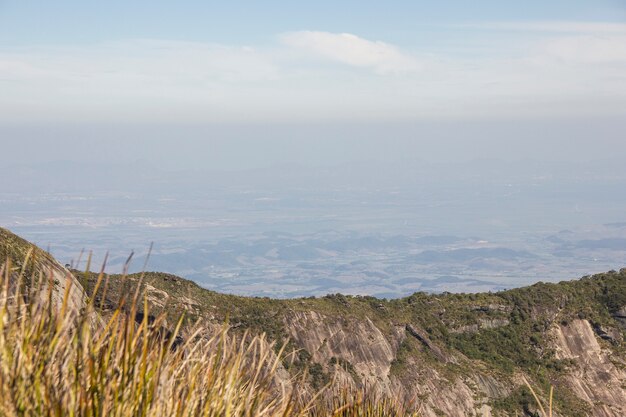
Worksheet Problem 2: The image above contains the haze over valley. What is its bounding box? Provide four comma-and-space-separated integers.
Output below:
4, 154, 625, 298
2, 0, 625, 297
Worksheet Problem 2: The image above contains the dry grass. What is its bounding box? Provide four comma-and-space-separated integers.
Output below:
0, 251, 565, 417
306, 387, 420, 417
522, 376, 554, 417
0, 256, 419, 417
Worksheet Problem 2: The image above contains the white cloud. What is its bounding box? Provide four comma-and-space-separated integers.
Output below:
0, 26, 625, 124
279, 31, 420, 74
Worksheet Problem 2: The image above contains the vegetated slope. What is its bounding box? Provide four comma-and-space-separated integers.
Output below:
0, 227, 420, 417
78, 268, 626, 416
2, 227, 626, 416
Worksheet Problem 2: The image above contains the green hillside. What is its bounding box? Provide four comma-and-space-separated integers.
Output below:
2, 226, 626, 416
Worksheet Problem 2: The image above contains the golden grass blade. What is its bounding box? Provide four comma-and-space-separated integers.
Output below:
89, 252, 109, 309
522, 376, 547, 417
549, 385, 553, 417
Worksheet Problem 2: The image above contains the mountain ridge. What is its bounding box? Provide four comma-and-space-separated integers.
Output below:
2, 226, 626, 416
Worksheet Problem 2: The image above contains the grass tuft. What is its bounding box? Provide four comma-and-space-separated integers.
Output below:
0, 257, 300, 417
0, 245, 573, 416
0, 257, 419, 416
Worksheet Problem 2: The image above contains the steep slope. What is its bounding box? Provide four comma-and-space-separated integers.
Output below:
75, 267, 626, 416
0, 227, 86, 313
2, 227, 626, 415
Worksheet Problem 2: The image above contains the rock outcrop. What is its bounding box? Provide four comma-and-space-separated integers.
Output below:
0, 227, 87, 314
3, 227, 626, 416
551, 319, 626, 416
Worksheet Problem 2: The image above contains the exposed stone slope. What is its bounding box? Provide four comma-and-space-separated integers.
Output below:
3, 227, 626, 416
80, 266, 626, 416
0, 227, 86, 313
551, 319, 626, 416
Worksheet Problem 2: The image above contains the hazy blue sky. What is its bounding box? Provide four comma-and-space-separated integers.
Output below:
1, 1, 625, 168
2, 2, 626, 295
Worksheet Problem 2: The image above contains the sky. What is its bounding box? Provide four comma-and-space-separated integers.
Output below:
1, 1, 626, 167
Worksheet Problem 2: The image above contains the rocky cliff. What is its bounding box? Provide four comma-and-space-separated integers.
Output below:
2, 227, 626, 416
0, 227, 87, 314
78, 267, 626, 416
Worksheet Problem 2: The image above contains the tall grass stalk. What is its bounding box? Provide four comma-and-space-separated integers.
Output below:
0, 257, 421, 417
1, 253, 559, 417
522, 376, 554, 417
0, 259, 298, 417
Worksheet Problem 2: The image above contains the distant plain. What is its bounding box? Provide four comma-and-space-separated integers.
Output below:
4, 157, 625, 298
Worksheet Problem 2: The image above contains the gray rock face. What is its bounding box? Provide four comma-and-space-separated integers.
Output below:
283, 311, 626, 416
41, 258, 88, 314
286, 310, 399, 392
4, 228, 626, 416
285, 310, 497, 416
550, 320, 626, 417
